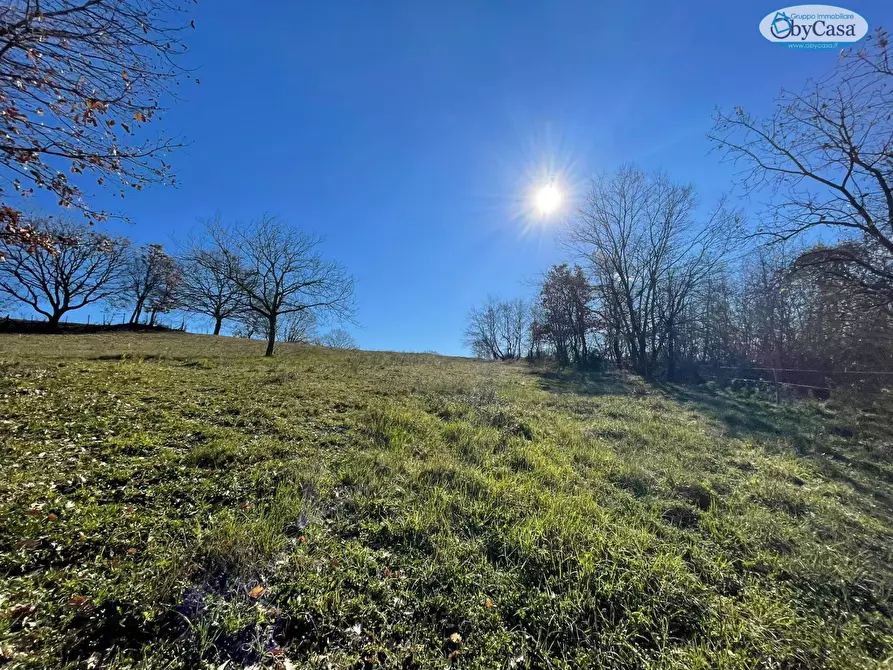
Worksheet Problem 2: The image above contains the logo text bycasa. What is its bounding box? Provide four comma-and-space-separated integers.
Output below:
759, 5, 868, 49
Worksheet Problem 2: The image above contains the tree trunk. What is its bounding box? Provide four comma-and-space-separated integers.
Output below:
130, 300, 144, 325
213, 316, 223, 336
264, 314, 277, 357
635, 334, 649, 378
667, 333, 676, 382
667, 315, 676, 382
47, 311, 63, 328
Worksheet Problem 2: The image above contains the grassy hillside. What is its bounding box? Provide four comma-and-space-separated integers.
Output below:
1, 332, 892, 669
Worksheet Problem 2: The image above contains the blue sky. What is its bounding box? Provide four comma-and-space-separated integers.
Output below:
10, 0, 888, 353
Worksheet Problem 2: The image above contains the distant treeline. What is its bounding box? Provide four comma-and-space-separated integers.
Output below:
0, 215, 356, 356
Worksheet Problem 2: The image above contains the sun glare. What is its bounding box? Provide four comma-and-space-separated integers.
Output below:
535, 183, 561, 215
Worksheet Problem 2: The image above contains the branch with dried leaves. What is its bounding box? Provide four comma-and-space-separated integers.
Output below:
0, 0, 195, 228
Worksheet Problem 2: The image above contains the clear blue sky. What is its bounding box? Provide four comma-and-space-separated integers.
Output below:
13, 1, 889, 353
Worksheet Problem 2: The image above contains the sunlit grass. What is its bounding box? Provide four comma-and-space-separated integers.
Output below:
0, 332, 891, 668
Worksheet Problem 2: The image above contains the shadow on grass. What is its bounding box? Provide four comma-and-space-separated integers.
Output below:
524, 363, 893, 520
525, 365, 632, 397
664, 383, 893, 518
664, 384, 792, 440
0, 317, 176, 335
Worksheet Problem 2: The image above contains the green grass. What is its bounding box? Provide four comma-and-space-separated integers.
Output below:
1, 332, 892, 669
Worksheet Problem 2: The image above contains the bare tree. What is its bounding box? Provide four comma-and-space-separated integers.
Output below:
178, 236, 242, 335
145, 260, 181, 326
527, 301, 548, 360
233, 311, 267, 341
677, 243, 893, 374
0, 218, 128, 325
677, 262, 739, 368
284, 310, 318, 343
118, 244, 178, 324
318, 328, 357, 349
566, 166, 736, 379
710, 28, 893, 304
0, 0, 194, 240
0, 263, 20, 316
211, 216, 355, 357
234, 310, 318, 343
464, 296, 529, 360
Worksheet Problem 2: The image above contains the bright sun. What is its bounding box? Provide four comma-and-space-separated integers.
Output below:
535, 183, 561, 215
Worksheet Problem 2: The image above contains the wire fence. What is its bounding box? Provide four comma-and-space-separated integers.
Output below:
701, 365, 893, 401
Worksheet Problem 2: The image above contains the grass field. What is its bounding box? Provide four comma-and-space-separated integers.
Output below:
1, 332, 892, 669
